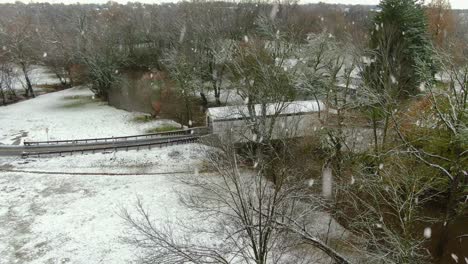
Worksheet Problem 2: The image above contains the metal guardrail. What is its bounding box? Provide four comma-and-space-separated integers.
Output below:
24, 127, 208, 146
21, 136, 200, 158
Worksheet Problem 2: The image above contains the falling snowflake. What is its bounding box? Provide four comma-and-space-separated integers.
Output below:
179, 25, 186, 43
322, 166, 333, 199
188, 120, 193, 126
270, 3, 279, 20
307, 179, 314, 187
43, 52, 47, 58
2, 46, 6, 51
115, 70, 119, 74
252, 134, 257, 142
379, 163, 384, 170
451, 253, 459, 263
243, 35, 249, 43
423, 227, 432, 239
350, 176, 355, 185
419, 82, 426, 92
253, 161, 258, 168
390, 74, 397, 84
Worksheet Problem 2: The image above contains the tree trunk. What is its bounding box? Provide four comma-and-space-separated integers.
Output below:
214, 86, 221, 106
371, 109, 379, 154
20, 62, 34, 98
436, 140, 464, 261
0, 84, 5, 105
184, 96, 192, 128
55, 72, 67, 87
200, 92, 208, 111
66, 65, 74, 87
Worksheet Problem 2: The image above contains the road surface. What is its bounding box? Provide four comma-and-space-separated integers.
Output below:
0, 134, 199, 157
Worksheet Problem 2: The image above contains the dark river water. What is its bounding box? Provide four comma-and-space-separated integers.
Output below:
108, 70, 157, 113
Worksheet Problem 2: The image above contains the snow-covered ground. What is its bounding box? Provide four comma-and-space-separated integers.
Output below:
0, 146, 352, 264
0, 85, 353, 263
10, 65, 64, 92
0, 145, 210, 264
0, 86, 179, 145
0, 85, 216, 264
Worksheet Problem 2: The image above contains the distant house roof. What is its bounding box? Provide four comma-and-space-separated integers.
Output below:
207, 100, 324, 121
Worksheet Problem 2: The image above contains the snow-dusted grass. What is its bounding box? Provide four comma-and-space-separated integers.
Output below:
0, 86, 179, 145
0, 145, 210, 264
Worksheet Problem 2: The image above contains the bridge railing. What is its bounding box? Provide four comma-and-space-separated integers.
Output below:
21, 136, 200, 158
23, 127, 208, 146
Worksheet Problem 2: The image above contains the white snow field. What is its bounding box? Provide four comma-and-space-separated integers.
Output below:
0, 86, 179, 145
0, 145, 211, 264
0, 148, 353, 264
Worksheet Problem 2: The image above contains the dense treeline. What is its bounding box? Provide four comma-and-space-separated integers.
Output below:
0, 1, 466, 102
0, 1, 386, 103
0, 1, 466, 103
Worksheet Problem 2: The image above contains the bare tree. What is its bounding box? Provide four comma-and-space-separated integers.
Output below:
336, 155, 436, 264
122, 136, 353, 264
75, 7, 126, 100
390, 50, 467, 259
226, 15, 301, 149
0, 13, 39, 98
184, 1, 236, 106
426, 0, 456, 50
0, 62, 16, 105
162, 48, 203, 127
39, 6, 78, 87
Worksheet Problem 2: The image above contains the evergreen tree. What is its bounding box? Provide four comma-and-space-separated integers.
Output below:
367, 0, 433, 97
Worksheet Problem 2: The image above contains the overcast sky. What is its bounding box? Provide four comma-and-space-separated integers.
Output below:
0, 0, 467, 9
